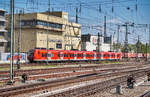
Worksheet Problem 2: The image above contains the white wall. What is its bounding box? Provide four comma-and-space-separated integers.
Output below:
0, 53, 28, 63
82, 35, 113, 52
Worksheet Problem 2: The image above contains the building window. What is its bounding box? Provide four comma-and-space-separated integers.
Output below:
0, 21, 5, 26
21, 20, 62, 29
56, 43, 62, 49
0, 32, 4, 36
37, 20, 62, 29
21, 20, 35, 26
0, 11, 5, 16
0, 42, 4, 46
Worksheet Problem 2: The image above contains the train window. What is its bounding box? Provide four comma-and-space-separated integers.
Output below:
61, 54, 63, 57
42, 53, 44, 57
66, 54, 68, 57
58, 54, 60, 57
52, 54, 54, 57
78, 54, 81, 57
72, 54, 74, 57
45, 53, 47, 57
47, 53, 51, 57
107, 54, 110, 57
74, 54, 77, 57
110, 54, 112, 57
86, 54, 88, 57
103, 54, 106, 57
99, 54, 101, 57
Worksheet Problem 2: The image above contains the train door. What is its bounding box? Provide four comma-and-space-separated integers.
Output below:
101, 52, 103, 60
47, 51, 51, 61
109, 53, 112, 60
60, 52, 63, 61
74, 53, 77, 60
94, 52, 96, 60
83, 52, 86, 60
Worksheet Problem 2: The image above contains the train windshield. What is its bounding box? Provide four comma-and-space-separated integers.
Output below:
28, 49, 34, 56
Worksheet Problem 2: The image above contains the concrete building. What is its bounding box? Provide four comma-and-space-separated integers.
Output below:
7, 12, 81, 52
81, 34, 113, 52
0, 9, 7, 52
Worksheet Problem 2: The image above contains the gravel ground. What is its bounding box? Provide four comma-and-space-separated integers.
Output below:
88, 76, 150, 97
17, 75, 124, 97
3, 75, 150, 97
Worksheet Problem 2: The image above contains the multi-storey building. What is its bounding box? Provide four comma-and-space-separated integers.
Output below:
0, 9, 7, 52
81, 34, 113, 52
7, 12, 81, 52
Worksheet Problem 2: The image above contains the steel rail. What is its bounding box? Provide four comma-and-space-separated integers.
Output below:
45, 70, 147, 97
0, 68, 149, 96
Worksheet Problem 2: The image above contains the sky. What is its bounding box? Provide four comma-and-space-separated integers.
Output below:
0, 0, 150, 44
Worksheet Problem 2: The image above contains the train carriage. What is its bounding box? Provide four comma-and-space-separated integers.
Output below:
85, 51, 95, 60
28, 48, 122, 63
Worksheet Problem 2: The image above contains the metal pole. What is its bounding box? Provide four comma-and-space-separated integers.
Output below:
76, 8, 78, 23
110, 35, 112, 52
146, 43, 148, 61
104, 16, 106, 37
10, 0, 14, 83
149, 25, 150, 57
117, 25, 120, 52
47, 0, 50, 64
97, 32, 100, 52
97, 33, 100, 61
17, 10, 22, 69
124, 23, 128, 53
136, 35, 140, 58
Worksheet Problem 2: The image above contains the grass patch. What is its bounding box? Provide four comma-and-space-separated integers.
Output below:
21, 64, 58, 70
0, 66, 10, 71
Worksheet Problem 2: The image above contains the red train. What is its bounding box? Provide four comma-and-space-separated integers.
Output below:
122, 53, 150, 58
27, 48, 122, 63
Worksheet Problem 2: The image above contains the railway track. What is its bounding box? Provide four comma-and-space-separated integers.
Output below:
0, 61, 146, 76
0, 61, 144, 68
0, 67, 149, 97
0, 63, 146, 83
32, 69, 149, 97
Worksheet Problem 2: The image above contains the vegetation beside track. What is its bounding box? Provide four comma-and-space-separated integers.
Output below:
0, 61, 120, 71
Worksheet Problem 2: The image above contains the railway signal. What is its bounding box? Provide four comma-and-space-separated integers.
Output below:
17, 10, 23, 70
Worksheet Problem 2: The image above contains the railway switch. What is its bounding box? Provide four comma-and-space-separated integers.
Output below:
147, 72, 150, 81
22, 73, 28, 83
127, 76, 135, 89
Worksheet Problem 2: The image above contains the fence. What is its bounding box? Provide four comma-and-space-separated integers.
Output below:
0, 53, 28, 64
